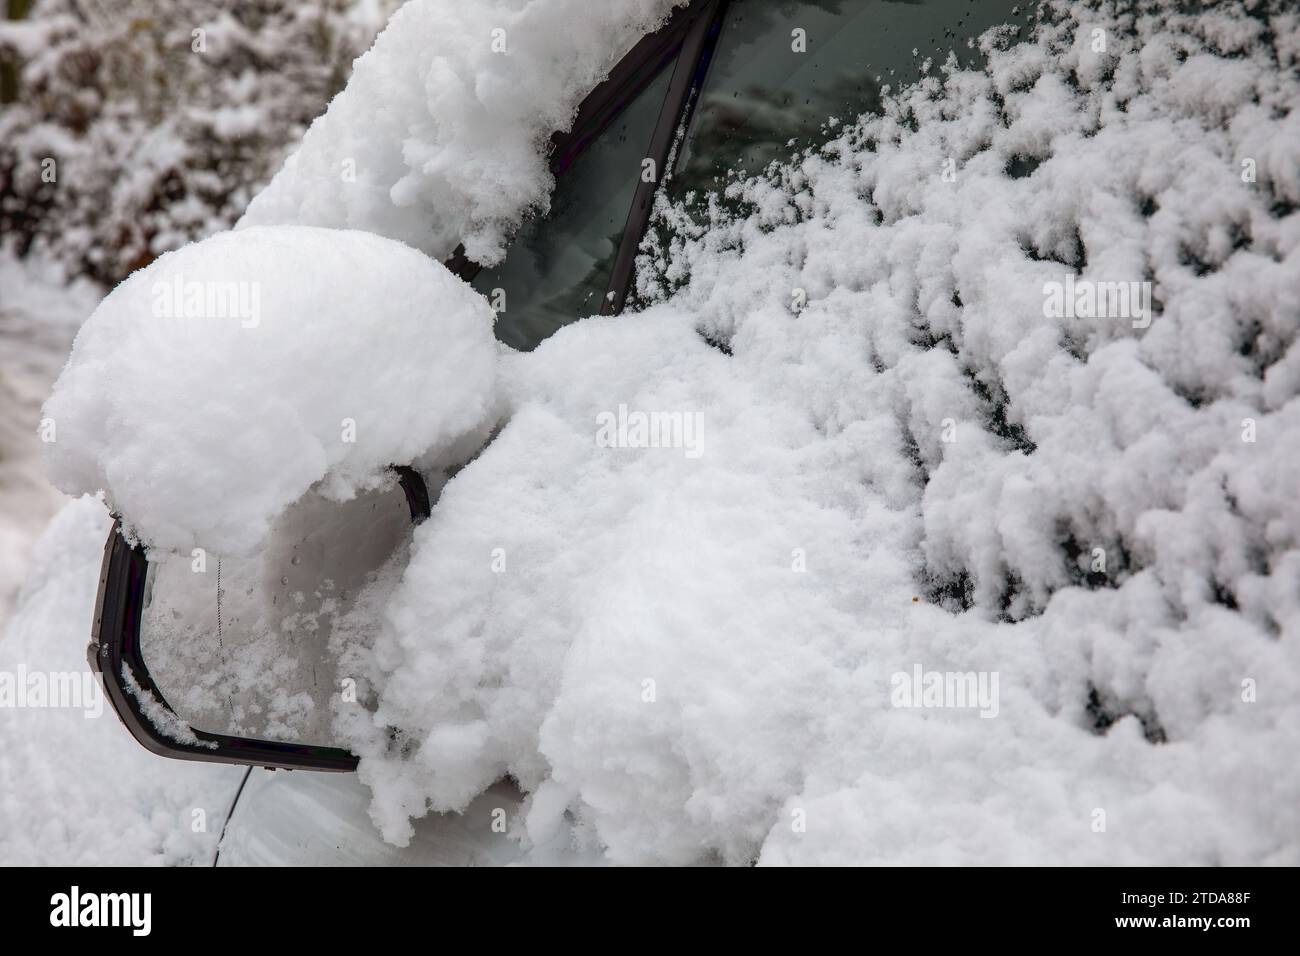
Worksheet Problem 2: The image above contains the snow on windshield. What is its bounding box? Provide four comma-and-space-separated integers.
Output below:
337, 0, 1300, 863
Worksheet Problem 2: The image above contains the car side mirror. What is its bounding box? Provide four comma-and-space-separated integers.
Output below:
89, 466, 429, 771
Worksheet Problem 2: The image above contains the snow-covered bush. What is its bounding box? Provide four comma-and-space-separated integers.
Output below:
0, 0, 395, 286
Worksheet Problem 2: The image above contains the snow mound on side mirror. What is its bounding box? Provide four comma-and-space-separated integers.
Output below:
238, 0, 683, 267
43, 225, 497, 556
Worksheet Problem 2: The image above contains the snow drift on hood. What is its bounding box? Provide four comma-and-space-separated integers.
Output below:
336, 0, 1300, 864
43, 225, 497, 555
238, 0, 685, 267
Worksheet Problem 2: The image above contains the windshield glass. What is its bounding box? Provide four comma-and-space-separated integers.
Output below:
669, 0, 1029, 199
473, 63, 675, 351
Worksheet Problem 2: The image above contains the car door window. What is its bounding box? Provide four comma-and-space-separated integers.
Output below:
668, 0, 1027, 200
473, 63, 675, 352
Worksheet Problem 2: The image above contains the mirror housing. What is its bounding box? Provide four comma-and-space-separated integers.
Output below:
87, 466, 429, 771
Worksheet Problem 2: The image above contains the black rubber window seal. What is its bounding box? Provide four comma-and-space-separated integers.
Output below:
601, 0, 726, 315
445, 0, 726, 288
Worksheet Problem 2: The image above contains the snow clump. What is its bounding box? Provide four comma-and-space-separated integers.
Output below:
43, 225, 497, 556
239, 0, 685, 267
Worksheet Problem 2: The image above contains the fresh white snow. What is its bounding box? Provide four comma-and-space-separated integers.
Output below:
0, 494, 238, 865
42, 225, 498, 556
0, 255, 99, 624
335, 0, 1300, 863
239, 0, 685, 267
6, 0, 1298, 866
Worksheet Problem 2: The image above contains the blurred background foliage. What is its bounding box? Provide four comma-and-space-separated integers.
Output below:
0, 0, 398, 287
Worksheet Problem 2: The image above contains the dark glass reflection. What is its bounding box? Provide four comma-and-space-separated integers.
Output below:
474, 64, 674, 351
670, 0, 1030, 198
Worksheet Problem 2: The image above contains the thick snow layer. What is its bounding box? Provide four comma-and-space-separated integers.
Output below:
9, 0, 1297, 867
337, 0, 1300, 863
43, 225, 497, 556
0, 495, 239, 865
239, 0, 683, 266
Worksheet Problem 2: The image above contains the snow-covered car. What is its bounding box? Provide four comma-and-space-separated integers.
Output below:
40, 0, 1300, 865
89, 0, 1044, 773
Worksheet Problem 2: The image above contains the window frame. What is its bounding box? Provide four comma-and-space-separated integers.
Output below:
447, 0, 727, 321
599, 0, 725, 316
